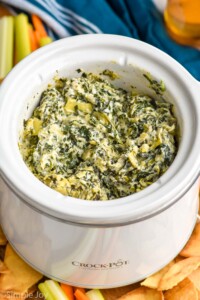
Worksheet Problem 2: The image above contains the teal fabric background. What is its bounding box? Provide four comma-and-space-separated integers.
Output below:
2, 0, 200, 80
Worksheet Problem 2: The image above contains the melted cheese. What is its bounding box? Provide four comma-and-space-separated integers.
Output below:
19, 71, 178, 200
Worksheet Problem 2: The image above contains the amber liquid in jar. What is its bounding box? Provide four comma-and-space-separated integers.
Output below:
164, 0, 200, 47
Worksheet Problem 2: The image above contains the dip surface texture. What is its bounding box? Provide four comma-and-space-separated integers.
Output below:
19, 71, 177, 200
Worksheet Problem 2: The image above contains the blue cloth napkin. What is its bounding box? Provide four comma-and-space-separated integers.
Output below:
2, 0, 200, 80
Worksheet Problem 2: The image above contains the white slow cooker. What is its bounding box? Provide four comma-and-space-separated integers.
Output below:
0, 35, 200, 288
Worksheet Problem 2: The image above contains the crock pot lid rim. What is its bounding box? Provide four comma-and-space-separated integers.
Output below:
0, 34, 199, 223
1, 165, 199, 226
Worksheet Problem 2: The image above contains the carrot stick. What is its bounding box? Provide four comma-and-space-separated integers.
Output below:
31, 14, 47, 38
74, 288, 86, 294
60, 284, 74, 300
34, 30, 41, 45
74, 289, 90, 300
28, 24, 38, 51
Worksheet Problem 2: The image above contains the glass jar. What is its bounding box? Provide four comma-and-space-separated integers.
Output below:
164, 0, 200, 47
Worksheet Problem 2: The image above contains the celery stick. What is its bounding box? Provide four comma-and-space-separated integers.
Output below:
15, 13, 31, 62
39, 36, 53, 47
38, 282, 55, 300
45, 280, 70, 300
86, 289, 105, 300
0, 18, 5, 81
5, 17, 14, 76
0, 16, 14, 80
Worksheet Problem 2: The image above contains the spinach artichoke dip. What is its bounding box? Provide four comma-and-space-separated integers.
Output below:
19, 70, 178, 201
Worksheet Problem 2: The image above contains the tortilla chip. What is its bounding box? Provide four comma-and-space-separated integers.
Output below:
0, 292, 26, 300
158, 257, 200, 291
180, 223, 200, 257
0, 244, 43, 294
0, 226, 7, 246
117, 287, 164, 300
175, 255, 184, 263
198, 290, 200, 300
141, 261, 175, 289
164, 278, 198, 300
102, 284, 140, 300
0, 259, 9, 274
0, 287, 36, 300
188, 267, 200, 291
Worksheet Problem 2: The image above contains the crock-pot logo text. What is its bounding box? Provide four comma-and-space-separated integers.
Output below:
72, 259, 129, 270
